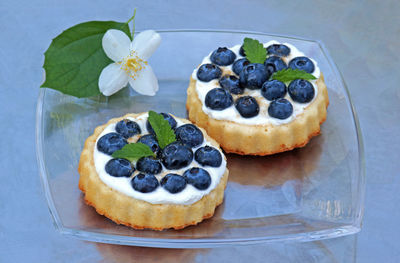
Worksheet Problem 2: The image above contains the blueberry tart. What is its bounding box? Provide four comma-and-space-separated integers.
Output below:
187, 41, 329, 155
78, 112, 228, 230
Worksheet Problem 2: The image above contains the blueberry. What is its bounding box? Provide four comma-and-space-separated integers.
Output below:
196, 63, 222, 82
97, 132, 127, 155
289, 56, 315, 73
205, 88, 233, 110
131, 173, 159, 193
267, 44, 291, 57
288, 79, 315, 103
264, 56, 288, 75
137, 134, 160, 153
239, 63, 270, 90
161, 174, 187, 193
146, 113, 177, 135
232, 58, 250, 75
210, 47, 236, 66
261, 80, 287, 101
105, 158, 135, 177
268, 98, 293, 119
235, 96, 260, 118
219, 75, 244, 95
175, 124, 204, 148
239, 45, 245, 56
183, 167, 211, 190
136, 156, 162, 175
115, 119, 141, 139
161, 142, 193, 170
195, 146, 222, 167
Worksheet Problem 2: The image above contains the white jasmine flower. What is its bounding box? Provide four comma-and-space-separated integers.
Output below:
99, 29, 161, 96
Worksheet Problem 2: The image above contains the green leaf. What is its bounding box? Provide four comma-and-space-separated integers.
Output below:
148, 111, 176, 149
112, 143, 155, 161
243, 38, 267, 64
41, 21, 131, 98
125, 8, 137, 39
271, 68, 317, 82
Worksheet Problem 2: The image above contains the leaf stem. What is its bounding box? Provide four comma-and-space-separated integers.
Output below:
125, 8, 137, 40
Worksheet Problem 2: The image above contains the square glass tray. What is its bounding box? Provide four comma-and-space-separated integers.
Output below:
36, 30, 365, 248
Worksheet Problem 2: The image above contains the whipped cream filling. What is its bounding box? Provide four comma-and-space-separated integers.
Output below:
93, 112, 227, 205
191, 40, 321, 125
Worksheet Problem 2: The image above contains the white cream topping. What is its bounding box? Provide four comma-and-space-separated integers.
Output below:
191, 41, 321, 125
93, 112, 226, 205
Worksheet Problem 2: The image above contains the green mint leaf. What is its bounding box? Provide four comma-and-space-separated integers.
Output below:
41, 21, 131, 98
271, 68, 317, 82
243, 38, 267, 64
112, 143, 155, 161
148, 111, 176, 149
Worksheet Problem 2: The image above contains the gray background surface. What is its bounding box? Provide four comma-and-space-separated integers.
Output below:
0, 0, 399, 262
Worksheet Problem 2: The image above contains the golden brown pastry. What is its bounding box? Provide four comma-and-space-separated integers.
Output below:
78, 112, 228, 230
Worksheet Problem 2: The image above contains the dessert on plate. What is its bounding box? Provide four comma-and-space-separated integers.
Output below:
78, 111, 228, 230
187, 39, 329, 155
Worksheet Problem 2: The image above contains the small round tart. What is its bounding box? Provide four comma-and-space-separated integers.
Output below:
78, 112, 228, 230
187, 41, 329, 155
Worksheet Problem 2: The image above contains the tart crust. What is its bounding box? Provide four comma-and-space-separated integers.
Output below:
187, 74, 329, 155
78, 113, 229, 231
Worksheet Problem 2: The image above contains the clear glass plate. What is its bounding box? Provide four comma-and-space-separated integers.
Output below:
36, 30, 365, 248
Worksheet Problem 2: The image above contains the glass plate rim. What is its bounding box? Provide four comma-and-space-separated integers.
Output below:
35, 29, 365, 248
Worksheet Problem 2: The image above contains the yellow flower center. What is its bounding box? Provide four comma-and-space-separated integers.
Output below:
119, 51, 148, 80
